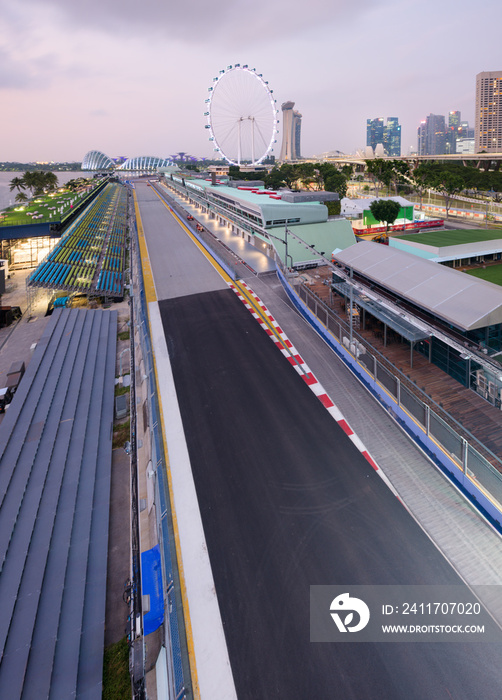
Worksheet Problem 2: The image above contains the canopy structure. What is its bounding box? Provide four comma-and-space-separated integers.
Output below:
334, 241, 502, 331
332, 281, 430, 343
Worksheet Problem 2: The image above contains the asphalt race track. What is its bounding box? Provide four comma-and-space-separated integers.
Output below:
159, 288, 502, 700
135, 182, 502, 699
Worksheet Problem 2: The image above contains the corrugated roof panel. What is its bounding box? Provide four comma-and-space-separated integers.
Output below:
0, 308, 117, 699
23, 311, 102, 698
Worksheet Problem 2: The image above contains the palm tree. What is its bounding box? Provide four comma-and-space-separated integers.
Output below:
44, 171, 59, 192
15, 192, 28, 204
9, 177, 26, 194
22, 171, 42, 197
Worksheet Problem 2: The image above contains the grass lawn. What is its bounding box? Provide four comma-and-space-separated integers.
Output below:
0, 187, 95, 227
464, 264, 502, 286
102, 637, 130, 700
393, 229, 502, 247
113, 418, 130, 449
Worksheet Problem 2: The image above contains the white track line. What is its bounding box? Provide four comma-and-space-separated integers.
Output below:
149, 301, 237, 700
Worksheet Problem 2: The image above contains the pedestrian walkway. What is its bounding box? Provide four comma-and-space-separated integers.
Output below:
157, 182, 276, 275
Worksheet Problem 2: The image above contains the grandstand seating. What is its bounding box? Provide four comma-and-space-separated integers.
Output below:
28, 183, 127, 298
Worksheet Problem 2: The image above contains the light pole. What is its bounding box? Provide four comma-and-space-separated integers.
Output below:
284, 225, 293, 270
486, 189, 494, 229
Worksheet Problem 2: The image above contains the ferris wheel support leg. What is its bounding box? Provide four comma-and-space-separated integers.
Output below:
251, 117, 255, 165
237, 118, 241, 167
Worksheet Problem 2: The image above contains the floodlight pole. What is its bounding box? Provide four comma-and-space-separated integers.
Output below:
284, 224, 294, 269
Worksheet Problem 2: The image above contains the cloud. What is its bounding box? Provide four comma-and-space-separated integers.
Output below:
0, 47, 35, 88
17, 0, 381, 46
0, 42, 63, 90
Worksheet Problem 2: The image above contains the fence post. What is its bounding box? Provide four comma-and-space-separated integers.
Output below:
425, 405, 430, 436
462, 438, 468, 474
396, 377, 401, 407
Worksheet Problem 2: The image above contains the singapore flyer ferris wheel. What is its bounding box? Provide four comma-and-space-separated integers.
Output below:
205, 64, 279, 166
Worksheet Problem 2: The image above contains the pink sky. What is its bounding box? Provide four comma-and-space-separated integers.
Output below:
0, 0, 500, 162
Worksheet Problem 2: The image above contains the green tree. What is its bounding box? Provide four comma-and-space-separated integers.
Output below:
365, 159, 393, 196
432, 171, 464, 219
369, 199, 401, 233
65, 177, 89, 191
412, 162, 436, 210
22, 170, 48, 196
325, 200, 341, 216
278, 163, 296, 189
15, 192, 28, 204
263, 168, 286, 189
44, 171, 59, 192
9, 176, 26, 194
324, 171, 348, 200
295, 162, 316, 189
388, 160, 410, 195
316, 162, 337, 184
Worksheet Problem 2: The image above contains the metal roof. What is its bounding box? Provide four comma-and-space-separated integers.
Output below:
182, 178, 330, 225
390, 235, 502, 263
0, 307, 117, 699
333, 241, 502, 331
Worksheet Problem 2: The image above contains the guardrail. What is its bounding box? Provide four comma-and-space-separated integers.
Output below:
129, 194, 188, 699
276, 262, 502, 531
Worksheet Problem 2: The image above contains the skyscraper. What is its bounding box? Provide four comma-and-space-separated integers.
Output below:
280, 101, 302, 161
384, 118, 401, 156
366, 118, 384, 152
366, 117, 401, 156
294, 110, 302, 159
460, 121, 475, 139
417, 114, 446, 155
446, 111, 461, 153
475, 71, 502, 153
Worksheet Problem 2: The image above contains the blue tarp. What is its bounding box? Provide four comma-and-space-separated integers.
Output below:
141, 544, 164, 635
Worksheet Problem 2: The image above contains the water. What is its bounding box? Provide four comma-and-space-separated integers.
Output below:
0, 171, 93, 211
